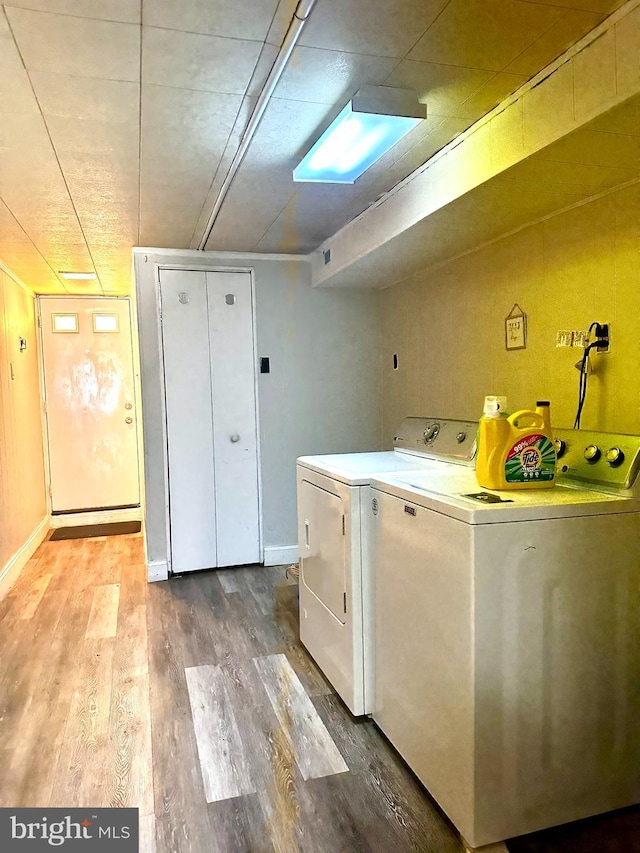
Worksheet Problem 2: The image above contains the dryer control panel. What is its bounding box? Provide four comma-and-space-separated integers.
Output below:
554, 428, 640, 493
394, 417, 477, 466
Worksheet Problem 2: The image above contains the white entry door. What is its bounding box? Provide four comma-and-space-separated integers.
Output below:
39, 297, 140, 513
160, 268, 260, 572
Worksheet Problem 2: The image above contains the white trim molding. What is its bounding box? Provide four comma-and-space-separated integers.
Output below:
263, 545, 298, 566
0, 516, 49, 598
147, 560, 169, 583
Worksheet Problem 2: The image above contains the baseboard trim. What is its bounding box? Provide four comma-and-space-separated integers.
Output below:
147, 560, 169, 583
0, 516, 49, 598
50, 507, 142, 528
263, 545, 298, 566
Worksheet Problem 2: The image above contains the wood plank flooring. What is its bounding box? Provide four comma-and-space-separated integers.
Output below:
1, 535, 639, 852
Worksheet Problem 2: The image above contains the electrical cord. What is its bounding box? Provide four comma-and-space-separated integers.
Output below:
573, 323, 603, 429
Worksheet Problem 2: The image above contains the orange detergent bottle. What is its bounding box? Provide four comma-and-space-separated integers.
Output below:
476, 397, 556, 490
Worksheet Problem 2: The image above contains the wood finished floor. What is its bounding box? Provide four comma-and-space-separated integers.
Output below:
1, 534, 639, 853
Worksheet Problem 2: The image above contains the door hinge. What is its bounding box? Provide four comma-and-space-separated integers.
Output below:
37, 315, 41, 328
48, 484, 52, 499
342, 514, 345, 535
343, 592, 347, 613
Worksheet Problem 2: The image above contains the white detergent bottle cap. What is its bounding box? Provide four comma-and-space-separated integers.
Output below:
483, 395, 508, 418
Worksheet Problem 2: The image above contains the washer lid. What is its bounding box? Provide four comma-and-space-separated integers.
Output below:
296, 451, 446, 486
371, 469, 640, 524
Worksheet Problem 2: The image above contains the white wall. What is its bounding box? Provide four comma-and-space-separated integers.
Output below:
133, 249, 382, 571
0, 265, 48, 581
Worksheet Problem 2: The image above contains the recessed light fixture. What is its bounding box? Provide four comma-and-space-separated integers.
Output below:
294, 86, 426, 185
58, 271, 97, 280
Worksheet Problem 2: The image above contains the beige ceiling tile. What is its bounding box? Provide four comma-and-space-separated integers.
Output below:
6, 8, 140, 81
615, 6, 640, 99
266, 0, 300, 46
204, 168, 295, 250
144, 0, 279, 41
46, 116, 139, 167
243, 97, 332, 167
30, 72, 139, 123
523, 60, 574, 151
274, 46, 398, 105
505, 156, 637, 189
586, 104, 640, 136
141, 84, 242, 168
142, 27, 262, 94
2, 255, 61, 293
0, 8, 23, 70
4, 0, 140, 23
409, 0, 564, 71
0, 68, 39, 114
506, 10, 605, 77
456, 72, 528, 120
44, 243, 95, 266
299, 0, 450, 58
384, 60, 493, 115
0, 111, 57, 157
514, 0, 624, 12
573, 29, 616, 124
246, 44, 279, 96
535, 128, 640, 169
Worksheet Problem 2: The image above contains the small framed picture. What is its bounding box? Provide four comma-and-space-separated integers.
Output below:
505, 304, 526, 350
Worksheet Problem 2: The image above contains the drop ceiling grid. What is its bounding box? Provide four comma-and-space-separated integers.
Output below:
205, 0, 626, 253
0, 0, 632, 293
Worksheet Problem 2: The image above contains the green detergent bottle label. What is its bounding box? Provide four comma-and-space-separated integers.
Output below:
505, 434, 556, 483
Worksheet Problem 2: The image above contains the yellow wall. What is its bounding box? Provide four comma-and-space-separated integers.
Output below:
380, 182, 639, 445
0, 268, 47, 573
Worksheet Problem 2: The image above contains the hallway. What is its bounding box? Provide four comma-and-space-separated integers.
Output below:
1, 535, 639, 853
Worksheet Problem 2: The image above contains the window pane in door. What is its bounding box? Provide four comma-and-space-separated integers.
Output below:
93, 313, 119, 333
51, 313, 79, 333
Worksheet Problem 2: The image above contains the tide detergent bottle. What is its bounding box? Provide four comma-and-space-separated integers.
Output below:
476, 397, 556, 490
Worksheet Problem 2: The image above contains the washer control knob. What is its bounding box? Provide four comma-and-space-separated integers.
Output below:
584, 444, 601, 463
456, 431, 466, 444
423, 424, 440, 443
554, 438, 566, 459
606, 447, 625, 467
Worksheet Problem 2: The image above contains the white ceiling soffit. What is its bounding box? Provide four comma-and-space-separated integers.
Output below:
0, 0, 631, 295
311, 0, 640, 289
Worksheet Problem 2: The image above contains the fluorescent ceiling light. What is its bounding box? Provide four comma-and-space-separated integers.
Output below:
58, 271, 97, 280
294, 86, 426, 184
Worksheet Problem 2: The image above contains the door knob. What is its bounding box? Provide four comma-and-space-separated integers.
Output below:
230, 434, 240, 443
125, 417, 133, 424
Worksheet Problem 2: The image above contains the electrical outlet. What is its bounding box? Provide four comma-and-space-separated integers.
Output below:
594, 323, 610, 353
573, 330, 589, 348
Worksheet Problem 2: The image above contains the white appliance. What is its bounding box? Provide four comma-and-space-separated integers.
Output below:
296, 417, 477, 716
371, 427, 640, 849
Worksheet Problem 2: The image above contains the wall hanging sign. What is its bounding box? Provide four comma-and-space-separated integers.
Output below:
505, 303, 527, 350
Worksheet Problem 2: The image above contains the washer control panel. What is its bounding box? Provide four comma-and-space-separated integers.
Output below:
394, 417, 477, 465
554, 428, 640, 492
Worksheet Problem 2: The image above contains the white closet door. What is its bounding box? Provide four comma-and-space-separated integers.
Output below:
207, 271, 260, 566
160, 268, 260, 573
160, 269, 217, 573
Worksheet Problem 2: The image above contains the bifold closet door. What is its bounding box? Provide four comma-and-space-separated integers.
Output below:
160, 268, 260, 573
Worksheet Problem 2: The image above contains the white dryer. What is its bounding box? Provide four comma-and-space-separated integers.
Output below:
296, 417, 476, 716
371, 427, 640, 849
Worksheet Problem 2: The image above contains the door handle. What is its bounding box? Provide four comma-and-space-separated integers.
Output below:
125, 402, 133, 410
125, 417, 133, 424
304, 519, 310, 549
230, 434, 240, 443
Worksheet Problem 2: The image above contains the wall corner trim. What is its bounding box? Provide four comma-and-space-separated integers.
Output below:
263, 545, 298, 566
147, 559, 169, 583
0, 515, 49, 598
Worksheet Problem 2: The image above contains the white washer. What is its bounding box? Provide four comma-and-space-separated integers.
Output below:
371, 427, 640, 849
296, 417, 477, 716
